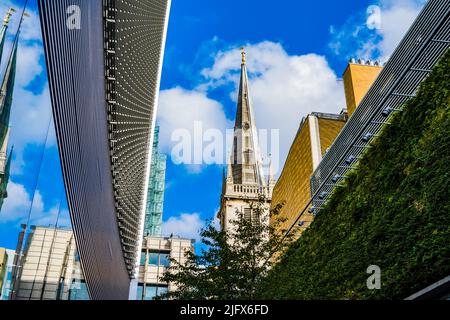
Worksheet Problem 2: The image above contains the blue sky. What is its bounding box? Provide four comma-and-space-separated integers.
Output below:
0, 0, 426, 249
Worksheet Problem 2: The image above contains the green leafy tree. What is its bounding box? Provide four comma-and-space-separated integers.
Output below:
159, 196, 293, 300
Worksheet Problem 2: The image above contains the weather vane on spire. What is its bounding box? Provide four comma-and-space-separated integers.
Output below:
3, 7, 16, 27
240, 47, 246, 65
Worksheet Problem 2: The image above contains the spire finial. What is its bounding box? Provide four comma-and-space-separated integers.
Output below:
240, 47, 246, 65
3, 8, 16, 27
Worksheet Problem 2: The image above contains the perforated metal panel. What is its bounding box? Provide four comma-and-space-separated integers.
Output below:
38, 0, 170, 299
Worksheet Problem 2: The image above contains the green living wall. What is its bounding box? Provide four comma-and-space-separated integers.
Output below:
259, 50, 450, 299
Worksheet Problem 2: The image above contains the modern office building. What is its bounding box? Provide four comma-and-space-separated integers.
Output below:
218, 49, 275, 233
0, 248, 14, 300
38, 0, 171, 299
143, 126, 167, 237
271, 111, 348, 236
0, 8, 17, 211
302, 0, 450, 231
136, 236, 194, 300
343, 60, 383, 116
13, 226, 88, 300
0, 248, 7, 293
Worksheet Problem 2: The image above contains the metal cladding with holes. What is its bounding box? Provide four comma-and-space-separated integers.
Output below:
38, 0, 170, 299
309, 0, 449, 212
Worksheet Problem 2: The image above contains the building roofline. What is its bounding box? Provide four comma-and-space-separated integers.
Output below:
274, 111, 346, 190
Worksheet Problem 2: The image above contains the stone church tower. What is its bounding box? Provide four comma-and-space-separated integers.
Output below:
218, 49, 275, 232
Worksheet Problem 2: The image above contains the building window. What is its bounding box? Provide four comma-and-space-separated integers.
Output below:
69, 280, 90, 300
147, 252, 170, 267
143, 285, 169, 300
140, 252, 147, 266
148, 252, 159, 265
158, 286, 168, 297
144, 286, 157, 300
243, 207, 260, 225
159, 253, 170, 267
244, 208, 252, 221
137, 284, 144, 300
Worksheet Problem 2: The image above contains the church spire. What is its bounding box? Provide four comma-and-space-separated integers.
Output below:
228, 48, 266, 186
0, 37, 18, 147
0, 8, 16, 65
0, 8, 26, 211
0, 7, 20, 182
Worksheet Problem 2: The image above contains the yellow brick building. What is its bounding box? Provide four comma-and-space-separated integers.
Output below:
343, 60, 383, 116
271, 60, 384, 237
271, 112, 347, 236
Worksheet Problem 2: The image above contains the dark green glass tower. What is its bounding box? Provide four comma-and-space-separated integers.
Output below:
143, 126, 166, 236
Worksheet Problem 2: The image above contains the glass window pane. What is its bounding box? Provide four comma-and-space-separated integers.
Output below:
157, 286, 168, 298
69, 281, 90, 300
144, 286, 157, 300
159, 253, 170, 267
136, 284, 144, 300
148, 252, 158, 265
140, 252, 146, 266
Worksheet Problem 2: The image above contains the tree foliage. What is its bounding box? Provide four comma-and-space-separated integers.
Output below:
257, 50, 450, 299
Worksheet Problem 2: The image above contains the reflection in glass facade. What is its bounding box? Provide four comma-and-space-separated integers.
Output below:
144, 126, 167, 236
136, 283, 168, 301
140, 251, 171, 267
69, 281, 90, 301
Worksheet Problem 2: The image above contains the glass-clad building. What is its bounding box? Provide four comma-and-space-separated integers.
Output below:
144, 126, 167, 236
136, 236, 194, 300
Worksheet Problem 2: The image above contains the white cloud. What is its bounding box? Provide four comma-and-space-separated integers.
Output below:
0, 1, 43, 43
329, 0, 426, 62
31, 207, 71, 229
370, 0, 425, 61
201, 41, 345, 174
0, 181, 69, 227
157, 87, 231, 173
0, 181, 30, 222
161, 212, 204, 241
15, 42, 44, 87
9, 86, 53, 174
0, 1, 53, 175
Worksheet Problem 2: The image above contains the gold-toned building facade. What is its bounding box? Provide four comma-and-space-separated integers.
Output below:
271, 59, 383, 237
343, 60, 383, 116
271, 112, 347, 236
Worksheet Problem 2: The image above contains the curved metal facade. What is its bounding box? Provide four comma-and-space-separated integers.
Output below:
38, 0, 170, 299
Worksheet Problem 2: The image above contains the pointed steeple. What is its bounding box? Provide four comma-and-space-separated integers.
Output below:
0, 8, 16, 65
0, 38, 18, 149
4, 145, 13, 179
229, 48, 266, 186
268, 156, 276, 186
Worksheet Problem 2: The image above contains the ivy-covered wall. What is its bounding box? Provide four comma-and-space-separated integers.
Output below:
259, 50, 450, 299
